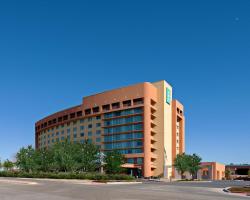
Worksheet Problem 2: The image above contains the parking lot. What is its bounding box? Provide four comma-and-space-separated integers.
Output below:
0, 178, 249, 200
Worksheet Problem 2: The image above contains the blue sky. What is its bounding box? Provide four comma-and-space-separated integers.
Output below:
0, 0, 249, 164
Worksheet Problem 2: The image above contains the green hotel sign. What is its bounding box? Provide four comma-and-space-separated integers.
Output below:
166, 88, 171, 104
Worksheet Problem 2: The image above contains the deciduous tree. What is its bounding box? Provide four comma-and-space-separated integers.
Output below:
104, 150, 125, 174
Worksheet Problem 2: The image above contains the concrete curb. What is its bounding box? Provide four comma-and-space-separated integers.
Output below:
2, 177, 142, 185
106, 182, 142, 185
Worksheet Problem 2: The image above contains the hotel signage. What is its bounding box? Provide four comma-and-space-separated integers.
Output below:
166, 88, 171, 104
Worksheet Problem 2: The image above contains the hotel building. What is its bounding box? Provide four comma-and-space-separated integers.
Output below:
35, 80, 185, 178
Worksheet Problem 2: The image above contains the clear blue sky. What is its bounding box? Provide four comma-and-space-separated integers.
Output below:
0, 0, 249, 164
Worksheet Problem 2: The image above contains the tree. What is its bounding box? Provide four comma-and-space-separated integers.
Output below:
225, 169, 233, 180
0, 158, 2, 169
50, 140, 78, 172
187, 154, 202, 180
16, 145, 36, 172
248, 169, 250, 178
3, 159, 14, 171
104, 150, 125, 174
33, 148, 53, 172
74, 140, 100, 172
174, 153, 190, 179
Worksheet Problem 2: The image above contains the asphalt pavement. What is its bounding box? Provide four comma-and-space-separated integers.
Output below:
0, 177, 249, 200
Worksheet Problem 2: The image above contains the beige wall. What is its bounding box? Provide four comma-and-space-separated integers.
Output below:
152, 80, 173, 178
172, 100, 185, 178
198, 162, 225, 180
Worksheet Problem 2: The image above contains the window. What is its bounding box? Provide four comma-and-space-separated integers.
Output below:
87, 139, 92, 143
67, 129, 70, 134
104, 140, 143, 149
104, 124, 143, 134
96, 115, 101, 120
77, 111, 82, 117
74, 134, 77, 138
116, 149, 143, 154
88, 117, 92, 122
88, 124, 92, 129
123, 100, 132, 107
63, 115, 68, 121
61, 130, 64, 135
96, 138, 101, 142
104, 116, 143, 126
56, 132, 59, 136
80, 119, 84, 123
93, 107, 100, 113
70, 113, 76, 119
96, 123, 101, 127
85, 109, 91, 115
61, 124, 64, 128
73, 127, 77, 132
137, 158, 143, 164
102, 104, 110, 111
88, 131, 92, 136
80, 132, 84, 137
112, 102, 120, 109
80, 126, 84, 130
61, 136, 65, 140
104, 108, 143, 119
133, 98, 143, 105
96, 130, 101, 135
104, 132, 143, 142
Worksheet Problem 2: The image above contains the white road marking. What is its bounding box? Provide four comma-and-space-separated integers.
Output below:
0, 179, 38, 185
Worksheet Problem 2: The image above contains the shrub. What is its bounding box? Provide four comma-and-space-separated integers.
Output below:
0, 171, 134, 181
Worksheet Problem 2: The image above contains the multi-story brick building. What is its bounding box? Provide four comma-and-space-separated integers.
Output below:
35, 80, 185, 178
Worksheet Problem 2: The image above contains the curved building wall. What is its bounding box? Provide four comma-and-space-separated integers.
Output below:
35, 80, 185, 178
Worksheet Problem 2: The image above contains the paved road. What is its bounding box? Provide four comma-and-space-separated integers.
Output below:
0, 178, 248, 200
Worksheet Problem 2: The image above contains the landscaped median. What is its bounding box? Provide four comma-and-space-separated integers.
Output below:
224, 186, 250, 197
0, 171, 136, 182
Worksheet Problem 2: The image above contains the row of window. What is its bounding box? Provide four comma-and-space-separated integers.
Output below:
104, 140, 143, 149
104, 124, 143, 134
104, 116, 143, 127
116, 148, 143, 154
39, 130, 101, 140
104, 132, 143, 142
127, 158, 143, 165
104, 108, 143, 119
85, 98, 144, 115
39, 137, 102, 146
39, 119, 101, 134
37, 115, 101, 131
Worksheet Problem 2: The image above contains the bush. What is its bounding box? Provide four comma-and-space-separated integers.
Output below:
0, 171, 134, 181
